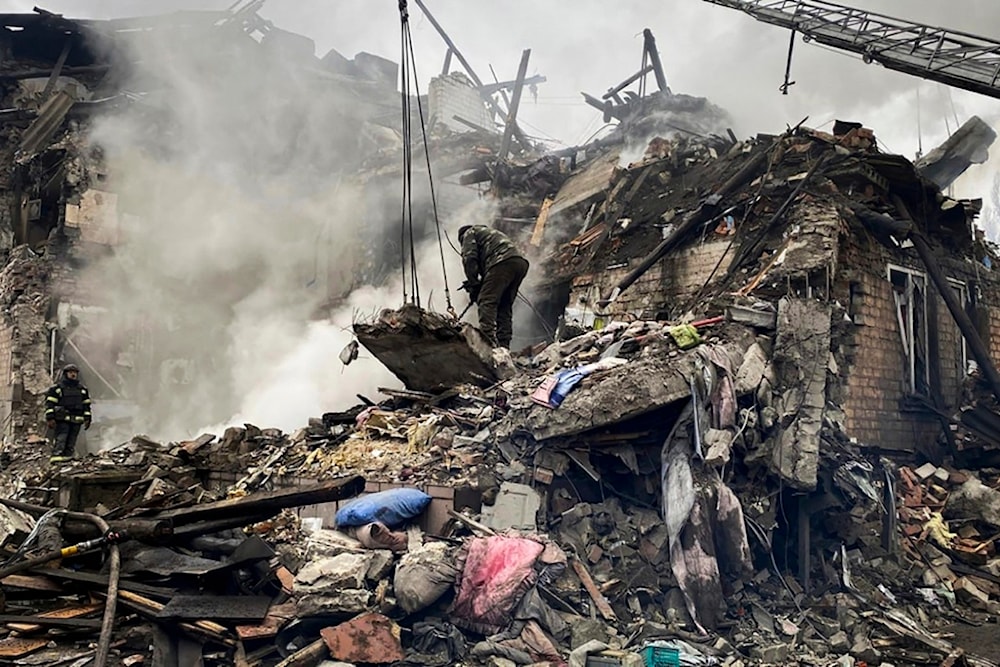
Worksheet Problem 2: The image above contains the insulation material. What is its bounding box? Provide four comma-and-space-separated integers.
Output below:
661, 401, 753, 632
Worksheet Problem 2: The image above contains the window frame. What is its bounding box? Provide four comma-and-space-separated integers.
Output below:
887, 264, 930, 395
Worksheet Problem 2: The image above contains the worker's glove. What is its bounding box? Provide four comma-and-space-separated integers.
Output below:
46, 419, 55, 429
84, 420, 91, 431
461, 281, 481, 304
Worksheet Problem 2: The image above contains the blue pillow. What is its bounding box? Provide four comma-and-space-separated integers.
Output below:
335, 488, 433, 528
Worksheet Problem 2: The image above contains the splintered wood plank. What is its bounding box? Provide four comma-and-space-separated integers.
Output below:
570, 558, 617, 622
530, 197, 553, 247
6, 603, 103, 633
0, 574, 61, 592
0, 637, 48, 658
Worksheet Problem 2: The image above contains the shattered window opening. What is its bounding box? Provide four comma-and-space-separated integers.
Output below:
888, 265, 929, 396
947, 277, 971, 376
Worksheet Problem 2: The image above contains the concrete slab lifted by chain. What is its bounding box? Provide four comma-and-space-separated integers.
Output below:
354, 305, 499, 392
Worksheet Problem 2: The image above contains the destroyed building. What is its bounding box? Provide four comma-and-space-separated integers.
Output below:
2, 2, 1000, 667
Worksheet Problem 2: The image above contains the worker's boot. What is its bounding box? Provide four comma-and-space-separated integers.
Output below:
49, 455, 72, 464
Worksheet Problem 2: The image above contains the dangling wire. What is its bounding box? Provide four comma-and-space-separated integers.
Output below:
397, 0, 453, 314
399, 1, 420, 306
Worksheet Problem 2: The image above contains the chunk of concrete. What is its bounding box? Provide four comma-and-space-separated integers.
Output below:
354, 305, 498, 392
296, 589, 372, 616
295, 552, 373, 590
365, 550, 395, 583
506, 330, 754, 441
320, 613, 405, 664
734, 341, 769, 394
945, 477, 1000, 529
829, 630, 850, 653
769, 298, 830, 490
570, 617, 610, 649
480, 482, 541, 531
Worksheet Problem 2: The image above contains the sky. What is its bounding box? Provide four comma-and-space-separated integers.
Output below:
3, 0, 998, 158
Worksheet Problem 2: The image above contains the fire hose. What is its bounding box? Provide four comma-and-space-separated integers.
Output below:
0, 519, 124, 667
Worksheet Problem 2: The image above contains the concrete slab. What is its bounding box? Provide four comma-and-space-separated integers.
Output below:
480, 482, 541, 531
354, 305, 498, 392
769, 298, 831, 491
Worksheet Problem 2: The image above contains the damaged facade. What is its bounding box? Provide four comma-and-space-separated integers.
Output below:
2, 2, 1000, 667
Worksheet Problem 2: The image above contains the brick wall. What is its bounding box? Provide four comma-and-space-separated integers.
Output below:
835, 233, 998, 453
566, 238, 732, 322
428, 73, 494, 134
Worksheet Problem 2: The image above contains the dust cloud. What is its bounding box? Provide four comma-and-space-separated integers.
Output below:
80, 15, 492, 440
12, 0, 1000, 439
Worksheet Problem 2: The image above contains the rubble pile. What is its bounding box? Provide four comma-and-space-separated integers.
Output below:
3, 3, 1000, 667
0, 302, 995, 665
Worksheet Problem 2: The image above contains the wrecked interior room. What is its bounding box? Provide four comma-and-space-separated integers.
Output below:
3, 0, 1000, 665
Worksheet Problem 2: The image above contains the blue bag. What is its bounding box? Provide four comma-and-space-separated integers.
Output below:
335, 488, 432, 528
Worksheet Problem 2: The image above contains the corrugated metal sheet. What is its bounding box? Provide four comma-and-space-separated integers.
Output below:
16, 90, 74, 164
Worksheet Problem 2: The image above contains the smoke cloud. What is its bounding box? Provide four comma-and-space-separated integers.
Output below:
7, 0, 1000, 438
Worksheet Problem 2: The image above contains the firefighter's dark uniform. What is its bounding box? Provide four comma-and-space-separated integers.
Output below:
45, 366, 92, 459
460, 225, 529, 348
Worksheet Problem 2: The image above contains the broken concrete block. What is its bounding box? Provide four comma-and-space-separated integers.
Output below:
295, 552, 373, 591
954, 576, 990, 609
933, 467, 951, 484
354, 305, 498, 392
829, 630, 850, 653
750, 643, 790, 663
570, 617, 610, 649
726, 304, 777, 330
320, 613, 405, 664
480, 482, 540, 531
296, 589, 372, 616
734, 341, 769, 394
704, 428, 733, 466
944, 477, 1000, 528
365, 550, 395, 583
768, 298, 830, 490
914, 462, 937, 480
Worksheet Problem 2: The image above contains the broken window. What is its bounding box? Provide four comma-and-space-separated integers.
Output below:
947, 278, 971, 376
888, 266, 929, 396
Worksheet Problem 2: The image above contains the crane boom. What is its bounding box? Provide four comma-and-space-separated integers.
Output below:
701, 0, 1000, 99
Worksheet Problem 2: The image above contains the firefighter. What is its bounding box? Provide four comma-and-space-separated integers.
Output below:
45, 364, 92, 463
458, 224, 529, 349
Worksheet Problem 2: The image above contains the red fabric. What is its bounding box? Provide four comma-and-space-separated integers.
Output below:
450, 535, 545, 635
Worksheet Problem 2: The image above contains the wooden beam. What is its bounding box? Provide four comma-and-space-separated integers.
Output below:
40, 38, 72, 101
441, 48, 453, 76
117, 590, 233, 645
153, 476, 365, 526
0, 65, 110, 81
274, 638, 328, 667
642, 29, 670, 93
602, 64, 654, 100
496, 48, 531, 162
530, 197, 553, 247
570, 558, 618, 621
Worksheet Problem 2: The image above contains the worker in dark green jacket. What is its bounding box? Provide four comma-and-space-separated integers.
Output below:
458, 225, 529, 349
45, 364, 92, 462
